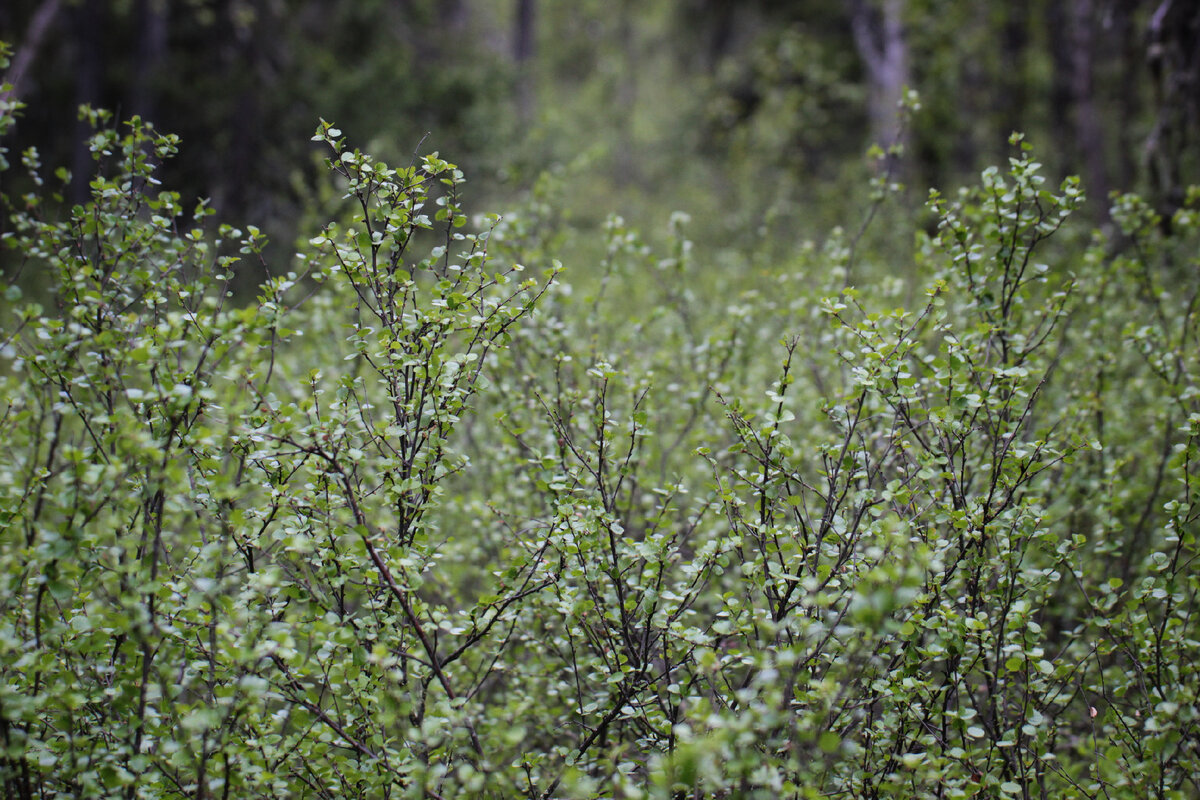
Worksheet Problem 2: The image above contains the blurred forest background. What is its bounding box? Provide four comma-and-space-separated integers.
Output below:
1, 0, 1198, 279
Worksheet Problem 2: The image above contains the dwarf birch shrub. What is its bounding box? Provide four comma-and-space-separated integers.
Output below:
455, 140, 1199, 799
1, 50, 1198, 799
0, 105, 295, 798
1071, 188, 1200, 798
0, 92, 557, 795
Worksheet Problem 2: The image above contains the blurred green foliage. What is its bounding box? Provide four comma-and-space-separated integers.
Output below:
2, 0, 1195, 282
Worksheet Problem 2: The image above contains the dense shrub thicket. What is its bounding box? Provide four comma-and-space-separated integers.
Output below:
1, 55, 1198, 799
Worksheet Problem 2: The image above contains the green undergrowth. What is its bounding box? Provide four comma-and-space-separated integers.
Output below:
1, 50, 1198, 799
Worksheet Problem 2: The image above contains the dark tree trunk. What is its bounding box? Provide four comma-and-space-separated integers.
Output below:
70, 0, 105, 207
997, 0, 1029, 143
701, 0, 737, 72
129, 0, 169, 123
954, 12, 984, 176
1112, 0, 1142, 191
513, 0, 536, 123
1046, 0, 1073, 161
1145, 0, 1200, 222
1067, 0, 1110, 208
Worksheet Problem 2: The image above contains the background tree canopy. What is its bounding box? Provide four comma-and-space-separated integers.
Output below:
2, 0, 1196, 267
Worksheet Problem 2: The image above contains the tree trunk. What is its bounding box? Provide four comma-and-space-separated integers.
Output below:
70, 0, 105, 207
997, 0, 1029, 143
513, 0, 536, 124
1112, 0, 1141, 191
1046, 0, 1073, 158
129, 0, 169, 123
849, 0, 910, 163
1145, 0, 1200, 222
701, 0, 737, 73
1067, 0, 1110, 209
0, 0, 64, 103
953, 7, 984, 176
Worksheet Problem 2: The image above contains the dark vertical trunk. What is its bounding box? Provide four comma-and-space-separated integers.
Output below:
513, 0, 536, 124
1145, 0, 1200, 222
70, 0, 105, 206
1067, 0, 1109, 208
206, 0, 262, 228
954, 58, 982, 176
703, 0, 736, 72
1112, 0, 1141, 191
997, 0, 1029, 143
223, 87, 258, 218
129, 0, 169, 123
1046, 0, 1073, 162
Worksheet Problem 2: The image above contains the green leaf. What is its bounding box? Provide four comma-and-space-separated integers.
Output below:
818, 731, 840, 753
